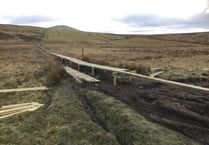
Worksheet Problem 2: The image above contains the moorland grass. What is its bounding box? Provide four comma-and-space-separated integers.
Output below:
0, 87, 119, 145
43, 27, 209, 81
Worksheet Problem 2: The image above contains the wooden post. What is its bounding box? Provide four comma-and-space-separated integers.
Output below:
129, 70, 137, 82
113, 76, 117, 86
112, 72, 117, 86
91, 67, 95, 75
129, 75, 132, 82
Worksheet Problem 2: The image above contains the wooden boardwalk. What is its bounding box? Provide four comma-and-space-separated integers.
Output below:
51, 52, 128, 72
52, 52, 209, 92
64, 66, 100, 83
120, 71, 209, 92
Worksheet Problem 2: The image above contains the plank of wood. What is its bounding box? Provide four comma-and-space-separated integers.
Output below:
51, 52, 128, 72
150, 71, 164, 78
0, 102, 43, 119
64, 66, 100, 83
0, 86, 48, 93
1, 102, 41, 109
119, 70, 209, 92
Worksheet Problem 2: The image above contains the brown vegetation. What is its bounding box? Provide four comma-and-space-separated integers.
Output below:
43, 28, 209, 85
46, 58, 65, 86
123, 62, 151, 75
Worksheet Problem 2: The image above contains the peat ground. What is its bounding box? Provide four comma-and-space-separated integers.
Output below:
67, 75, 209, 145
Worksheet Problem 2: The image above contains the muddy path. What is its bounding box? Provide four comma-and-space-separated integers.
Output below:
66, 75, 209, 145
97, 78, 209, 145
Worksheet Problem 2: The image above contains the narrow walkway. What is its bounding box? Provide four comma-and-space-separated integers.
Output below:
64, 66, 100, 83
52, 52, 209, 92
0, 86, 49, 93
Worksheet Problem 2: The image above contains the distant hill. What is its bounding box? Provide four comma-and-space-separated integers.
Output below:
1, 24, 209, 46
43, 24, 209, 49
49, 25, 79, 31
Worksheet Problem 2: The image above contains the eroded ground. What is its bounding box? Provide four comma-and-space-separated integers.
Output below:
67, 75, 209, 145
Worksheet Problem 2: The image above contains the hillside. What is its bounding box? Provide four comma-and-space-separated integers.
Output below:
0, 24, 209, 144
43, 26, 209, 86
150, 32, 209, 45
0, 24, 43, 41
50, 25, 79, 31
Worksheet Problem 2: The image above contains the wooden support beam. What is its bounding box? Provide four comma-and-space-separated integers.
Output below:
112, 72, 121, 86
113, 76, 117, 86
64, 66, 100, 83
129, 76, 132, 82
67, 60, 70, 66
91, 67, 95, 76
129, 70, 137, 82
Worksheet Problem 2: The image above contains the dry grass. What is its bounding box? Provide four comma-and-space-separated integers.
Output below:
123, 62, 151, 75
0, 40, 50, 89
43, 28, 209, 81
46, 58, 65, 86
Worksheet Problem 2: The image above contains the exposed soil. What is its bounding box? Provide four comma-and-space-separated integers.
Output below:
77, 93, 109, 132
66, 74, 209, 145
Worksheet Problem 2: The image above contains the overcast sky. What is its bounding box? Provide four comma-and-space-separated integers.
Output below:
0, 0, 209, 34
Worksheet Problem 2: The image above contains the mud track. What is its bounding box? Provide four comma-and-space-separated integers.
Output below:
98, 78, 209, 145
67, 76, 209, 145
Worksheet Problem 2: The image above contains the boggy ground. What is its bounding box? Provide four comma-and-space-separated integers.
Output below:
68, 75, 209, 145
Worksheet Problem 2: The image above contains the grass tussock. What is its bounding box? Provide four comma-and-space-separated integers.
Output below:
81, 55, 110, 66
123, 62, 151, 75
46, 58, 65, 86
81, 56, 91, 62
87, 91, 200, 145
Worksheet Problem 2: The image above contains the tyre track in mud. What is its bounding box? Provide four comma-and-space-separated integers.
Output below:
66, 75, 209, 145
96, 78, 209, 145
65, 78, 111, 132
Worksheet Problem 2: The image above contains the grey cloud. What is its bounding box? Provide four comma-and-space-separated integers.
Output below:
189, 13, 209, 28
5, 15, 58, 24
113, 13, 209, 32
113, 14, 187, 27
